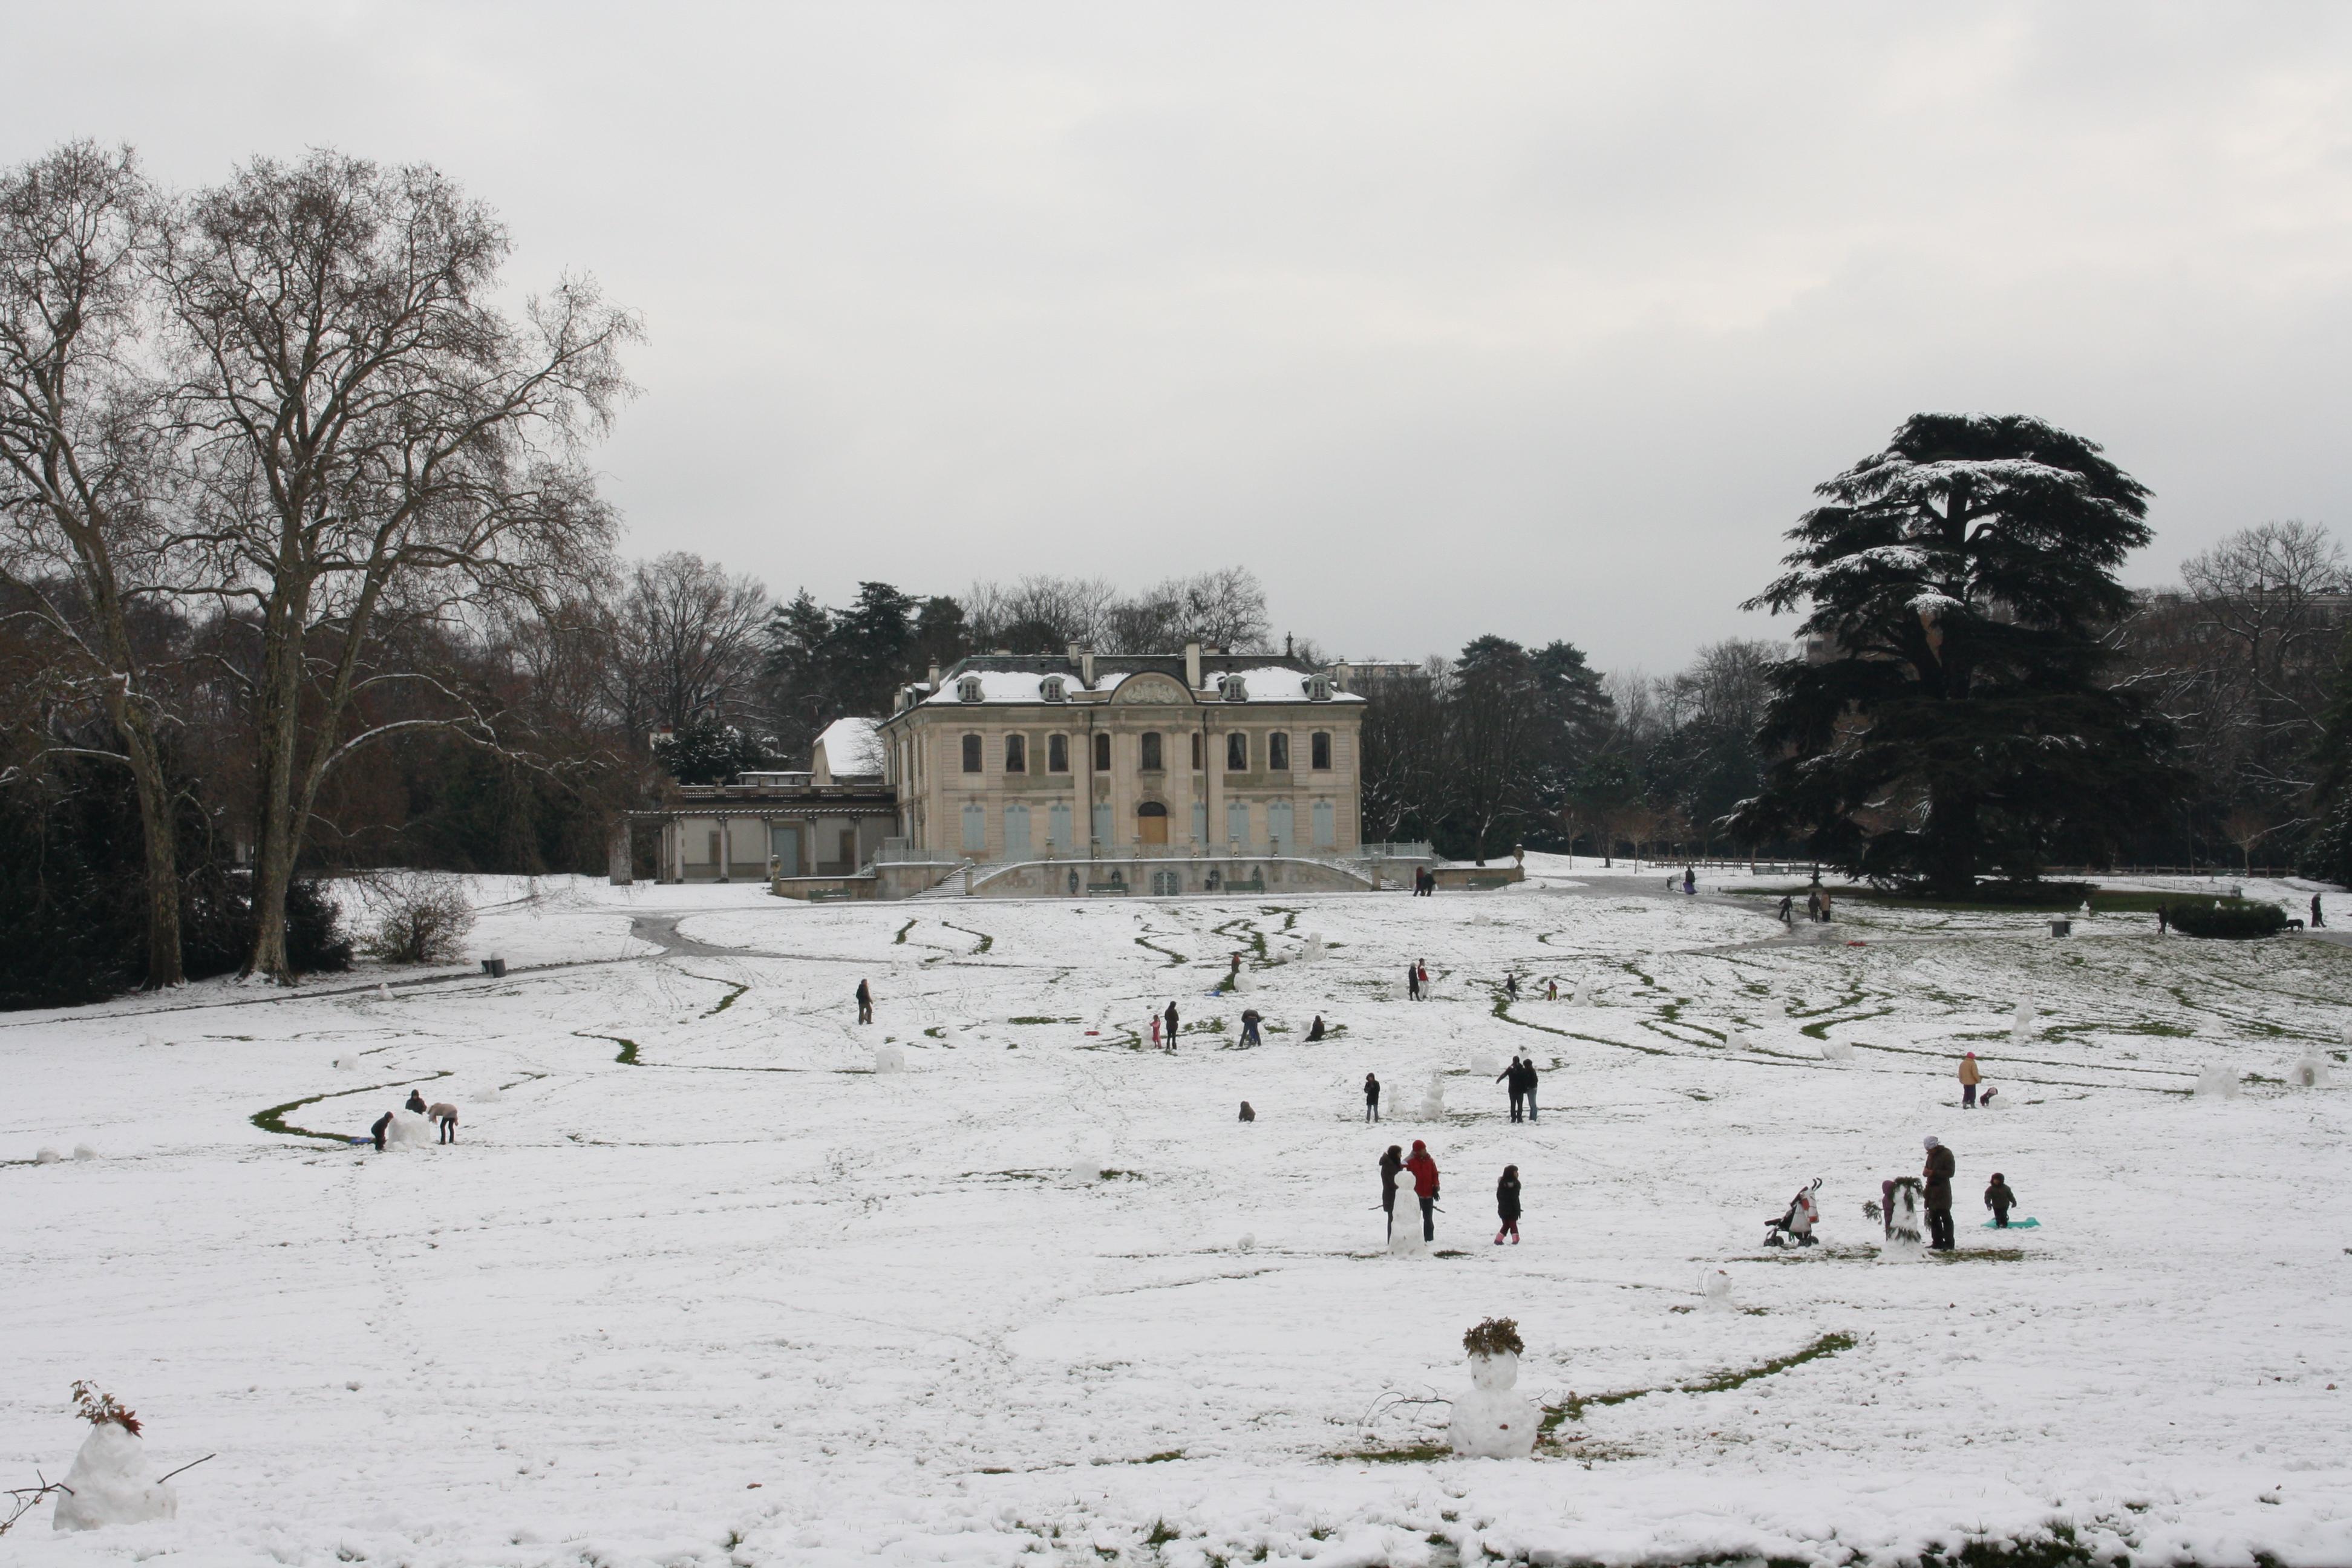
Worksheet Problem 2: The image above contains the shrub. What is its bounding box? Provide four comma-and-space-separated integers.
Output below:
1463, 1316, 1524, 1357
2166, 900, 2288, 939
363, 886, 475, 964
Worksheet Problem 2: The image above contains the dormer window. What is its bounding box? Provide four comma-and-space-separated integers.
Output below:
958, 676, 983, 703
1040, 676, 1067, 702
1218, 675, 1248, 702
1308, 675, 1333, 701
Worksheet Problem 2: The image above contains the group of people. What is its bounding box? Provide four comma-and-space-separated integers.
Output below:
1376, 1141, 1524, 1246
1775, 885, 1836, 924
1405, 960, 1431, 999
1494, 1054, 1541, 1121
1409, 867, 1438, 896
369, 1089, 459, 1150
1886, 1135, 2020, 1249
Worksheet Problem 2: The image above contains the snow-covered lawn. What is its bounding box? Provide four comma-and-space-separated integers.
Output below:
5, 875, 2350, 1566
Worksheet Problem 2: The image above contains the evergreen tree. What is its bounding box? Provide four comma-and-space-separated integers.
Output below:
826, 582, 923, 717
762, 590, 835, 762
1730, 413, 2177, 892
2302, 627, 2352, 884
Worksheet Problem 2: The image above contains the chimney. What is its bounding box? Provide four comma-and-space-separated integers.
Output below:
926, 663, 939, 687
1184, 641, 1202, 690
1080, 648, 1096, 685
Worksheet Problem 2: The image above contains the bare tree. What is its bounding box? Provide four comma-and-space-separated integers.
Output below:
0, 142, 189, 985
160, 150, 636, 982
1356, 658, 1447, 842
599, 552, 771, 746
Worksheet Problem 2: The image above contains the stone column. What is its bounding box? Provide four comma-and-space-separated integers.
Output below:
1204, 713, 1225, 855
607, 817, 632, 885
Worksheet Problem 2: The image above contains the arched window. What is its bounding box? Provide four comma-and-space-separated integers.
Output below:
1004, 734, 1027, 773
1047, 733, 1070, 773
1267, 732, 1290, 771
1140, 732, 1163, 771
1311, 731, 1331, 769
1226, 731, 1248, 772
1191, 731, 1203, 769
1093, 732, 1111, 771
961, 734, 982, 773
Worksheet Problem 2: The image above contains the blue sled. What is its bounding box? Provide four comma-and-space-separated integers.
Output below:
1982, 1217, 2039, 1229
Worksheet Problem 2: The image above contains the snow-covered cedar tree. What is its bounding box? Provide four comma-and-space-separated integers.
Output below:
1730, 414, 2182, 895
650, 713, 763, 786
1463, 1317, 1524, 1358
363, 886, 475, 964
70, 1382, 139, 1436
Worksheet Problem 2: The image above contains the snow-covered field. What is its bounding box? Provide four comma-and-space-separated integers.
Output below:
5, 867, 2351, 1566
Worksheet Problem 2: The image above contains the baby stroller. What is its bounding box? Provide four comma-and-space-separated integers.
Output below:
1763, 1178, 1823, 1249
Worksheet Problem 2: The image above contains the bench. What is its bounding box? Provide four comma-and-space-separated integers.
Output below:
1466, 876, 1512, 890
1085, 883, 1130, 897
805, 888, 851, 903
1218, 875, 1266, 894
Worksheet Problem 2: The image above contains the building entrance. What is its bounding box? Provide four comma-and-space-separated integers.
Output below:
1137, 800, 1169, 846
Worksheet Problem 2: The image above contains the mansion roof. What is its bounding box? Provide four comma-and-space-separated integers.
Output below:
898, 653, 1365, 711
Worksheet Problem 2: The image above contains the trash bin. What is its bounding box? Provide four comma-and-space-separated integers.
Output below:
482, 957, 508, 977
2048, 920, 2070, 938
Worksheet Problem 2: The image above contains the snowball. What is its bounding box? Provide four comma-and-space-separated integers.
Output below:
1229, 970, 1253, 993
384, 1109, 434, 1150
2195, 1064, 2242, 1100
1066, 1151, 1103, 1186
1236, 1233, 1256, 1252
333, 1057, 356, 1072
1448, 1351, 1539, 1459
1819, 1039, 1854, 1063
73, 1144, 99, 1161
2289, 1056, 2331, 1089
34, 1146, 62, 1165
51, 1422, 177, 1532
872, 1042, 907, 1074
476, 1085, 502, 1104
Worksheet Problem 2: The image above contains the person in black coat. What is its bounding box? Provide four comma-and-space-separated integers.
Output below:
1406, 963, 1421, 1001
1307, 1014, 1325, 1042
371, 1112, 393, 1152
1984, 1172, 2017, 1229
1518, 1058, 1541, 1122
1364, 1073, 1380, 1122
856, 978, 874, 1024
1494, 1164, 1522, 1244
1378, 1145, 1405, 1238
1497, 1056, 1524, 1122
1163, 1001, 1180, 1046
404, 1090, 427, 1116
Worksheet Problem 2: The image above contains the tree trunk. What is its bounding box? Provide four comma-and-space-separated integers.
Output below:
242, 583, 311, 984
123, 728, 184, 988
1922, 791, 1978, 896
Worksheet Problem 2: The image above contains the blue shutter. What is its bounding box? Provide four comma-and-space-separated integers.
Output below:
961, 803, 987, 855
1312, 799, 1335, 848
1048, 802, 1074, 851
1267, 800, 1293, 849
1091, 803, 1112, 848
1226, 802, 1250, 848
1191, 803, 1207, 844
1004, 803, 1031, 859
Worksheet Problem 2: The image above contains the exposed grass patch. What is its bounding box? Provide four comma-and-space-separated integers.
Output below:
941, 922, 995, 955
893, 918, 915, 944
1134, 934, 1186, 965
678, 972, 749, 1017
1544, 1331, 1858, 1430
1327, 1442, 1455, 1464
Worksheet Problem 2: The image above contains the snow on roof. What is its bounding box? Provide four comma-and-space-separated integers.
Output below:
814, 716, 884, 777
915, 662, 1361, 707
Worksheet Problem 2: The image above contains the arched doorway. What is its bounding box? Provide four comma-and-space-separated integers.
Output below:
1137, 800, 1169, 846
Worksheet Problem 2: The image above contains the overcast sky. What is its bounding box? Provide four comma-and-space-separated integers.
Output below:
10, 2, 2351, 673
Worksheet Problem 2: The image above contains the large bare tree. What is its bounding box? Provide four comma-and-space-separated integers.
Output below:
599, 551, 771, 745
0, 143, 189, 985
162, 151, 635, 982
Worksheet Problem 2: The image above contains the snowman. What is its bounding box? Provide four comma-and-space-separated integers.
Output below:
52, 1396, 176, 1532
1446, 1319, 1539, 1458
2011, 998, 2036, 1043
1698, 1267, 1737, 1312
1419, 1074, 1447, 1121
1388, 1205, 1428, 1257
2290, 1055, 2331, 1088
1301, 932, 1324, 963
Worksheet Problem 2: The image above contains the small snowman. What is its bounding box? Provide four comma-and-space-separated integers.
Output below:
1301, 933, 1324, 963
1446, 1318, 1539, 1458
1698, 1267, 1736, 1312
2195, 1063, 2242, 1100
1419, 1074, 1447, 1121
1819, 1038, 1854, 1063
52, 1385, 176, 1532
2011, 998, 2036, 1043
2290, 1055, 2331, 1088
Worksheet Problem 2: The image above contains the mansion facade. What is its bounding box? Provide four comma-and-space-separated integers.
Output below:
878, 645, 1365, 865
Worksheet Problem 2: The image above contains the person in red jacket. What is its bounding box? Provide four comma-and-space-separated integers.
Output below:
1405, 1139, 1441, 1242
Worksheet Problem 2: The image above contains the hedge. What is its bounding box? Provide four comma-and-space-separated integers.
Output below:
2166, 900, 2288, 939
